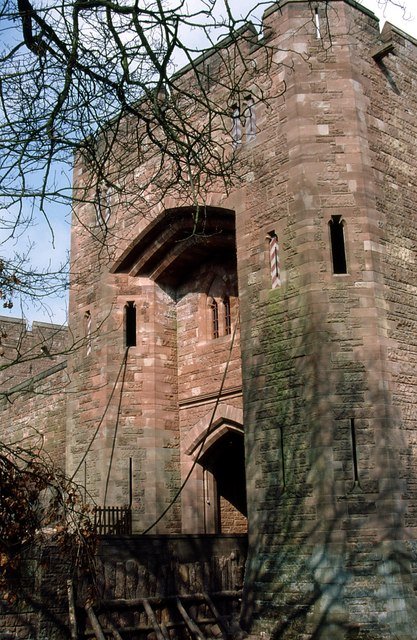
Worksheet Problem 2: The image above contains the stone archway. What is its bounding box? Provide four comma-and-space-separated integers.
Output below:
199, 428, 247, 533
184, 406, 247, 533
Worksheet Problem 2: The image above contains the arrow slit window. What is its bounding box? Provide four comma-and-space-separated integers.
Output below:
125, 301, 137, 347
329, 215, 347, 274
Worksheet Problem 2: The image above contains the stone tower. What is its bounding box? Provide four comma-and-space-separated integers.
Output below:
236, 1, 417, 638
67, 1, 417, 637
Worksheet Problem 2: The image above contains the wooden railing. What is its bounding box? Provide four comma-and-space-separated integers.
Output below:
93, 506, 132, 535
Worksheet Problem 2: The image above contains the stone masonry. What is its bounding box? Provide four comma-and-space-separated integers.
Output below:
1, 1, 417, 638
0, 316, 68, 465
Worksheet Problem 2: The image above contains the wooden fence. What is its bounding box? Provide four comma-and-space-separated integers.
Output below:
93, 506, 132, 535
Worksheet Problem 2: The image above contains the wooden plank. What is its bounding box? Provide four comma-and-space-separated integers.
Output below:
203, 593, 229, 639
104, 617, 124, 640
100, 590, 242, 608
175, 597, 205, 640
85, 605, 106, 640
67, 580, 78, 640
143, 598, 170, 640
82, 621, 187, 638
160, 621, 170, 640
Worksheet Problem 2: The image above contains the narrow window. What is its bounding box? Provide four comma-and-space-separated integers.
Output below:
104, 186, 112, 223
223, 297, 231, 335
96, 183, 112, 227
314, 8, 321, 39
268, 232, 281, 289
125, 301, 136, 347
231, 104, 242, 148
244, 95, 256, 142
209, 298, 219, 339
279, 425, 286, 490
204, 62, 211, 91
350, 418, 359, 482
329, 215, 347, 274
96, 185, 103, 226
84, 310, 92, 356
350, 418, 360, 486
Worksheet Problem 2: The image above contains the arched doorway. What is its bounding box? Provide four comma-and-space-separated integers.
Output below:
199, 429, 247, 534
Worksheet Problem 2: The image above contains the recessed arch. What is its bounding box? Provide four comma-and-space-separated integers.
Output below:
110, 206, 236, 288
184, 404, 243, 458
184, 405, 246, 533
199, 429, 247, 523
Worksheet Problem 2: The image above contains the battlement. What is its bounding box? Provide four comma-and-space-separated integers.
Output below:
0, 314, 68, 392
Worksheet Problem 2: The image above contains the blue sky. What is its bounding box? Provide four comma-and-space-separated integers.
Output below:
0, 0, 415, 327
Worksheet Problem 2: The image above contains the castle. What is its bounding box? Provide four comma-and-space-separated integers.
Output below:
1, 1, 417, 637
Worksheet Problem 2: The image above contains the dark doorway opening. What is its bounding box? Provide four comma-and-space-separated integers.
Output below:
199, 430, 247, 533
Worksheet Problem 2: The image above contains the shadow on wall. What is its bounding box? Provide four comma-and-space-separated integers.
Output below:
240, 290, 417, 640
0, 543, 78, 640
0, 535, 248, 638
79, 534, 248, 636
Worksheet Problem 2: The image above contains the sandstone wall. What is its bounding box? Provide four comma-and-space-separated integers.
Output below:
0, 316, 68, 466
33, 0, 417, 637
234, 1, 417, 638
